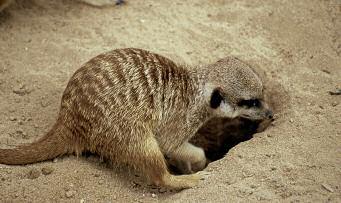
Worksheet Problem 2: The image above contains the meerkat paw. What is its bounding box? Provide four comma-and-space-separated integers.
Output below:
168, 142, 208, 174
173, 171, 209, 189
161, 173, 202, 190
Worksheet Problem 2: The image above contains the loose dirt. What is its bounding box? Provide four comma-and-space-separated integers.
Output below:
0, 0, 340, 202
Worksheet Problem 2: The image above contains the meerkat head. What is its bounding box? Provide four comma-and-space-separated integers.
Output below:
202, 57, 273, 121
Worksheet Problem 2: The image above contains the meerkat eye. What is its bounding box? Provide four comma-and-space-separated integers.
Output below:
237, 99, 261, 108
210, 89, 224, 109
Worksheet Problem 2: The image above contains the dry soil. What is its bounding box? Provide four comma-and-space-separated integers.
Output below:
0, 0, 340, 202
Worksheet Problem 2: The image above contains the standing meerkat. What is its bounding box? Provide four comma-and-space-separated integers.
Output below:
0, 48, 273, 189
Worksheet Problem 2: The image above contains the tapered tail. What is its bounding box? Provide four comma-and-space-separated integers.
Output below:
0, 123, 75, 165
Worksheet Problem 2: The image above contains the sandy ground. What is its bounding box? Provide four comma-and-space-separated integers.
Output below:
0, 0, 340, 202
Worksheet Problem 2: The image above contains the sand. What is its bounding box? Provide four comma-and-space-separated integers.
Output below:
0, 0, 340, 202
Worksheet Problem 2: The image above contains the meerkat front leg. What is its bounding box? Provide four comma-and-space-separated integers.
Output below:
168, 142, 207, 174
107, 123, 202, 190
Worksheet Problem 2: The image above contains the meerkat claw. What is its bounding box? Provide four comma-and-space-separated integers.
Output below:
196, 171, 211, 180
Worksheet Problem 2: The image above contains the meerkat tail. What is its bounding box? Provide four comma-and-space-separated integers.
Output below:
0, 124, 76, 165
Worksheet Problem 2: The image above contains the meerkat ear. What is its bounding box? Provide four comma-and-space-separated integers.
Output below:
210, 88, 224, 109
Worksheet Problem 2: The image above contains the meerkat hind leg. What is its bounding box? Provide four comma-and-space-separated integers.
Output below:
112, 124, 201, 190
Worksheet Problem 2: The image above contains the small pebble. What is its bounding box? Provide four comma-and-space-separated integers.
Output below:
22, 132, 29, 139
321, 69, 330, 74
16, 129, 23, 134
40, 100, 50, 107
13, 84, 31, 96
331, 102, 339, 107
250, 184, 259, 189
322, 183, 334, 193
65, 190, 76, 198
27, 168, 41, 179
329, 89, 341, 95
41, 166, 54, 175
151, 193, 157, 198
9, 117, 16, 121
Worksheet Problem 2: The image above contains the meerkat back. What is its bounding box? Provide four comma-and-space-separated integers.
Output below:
0, 48, 204, 190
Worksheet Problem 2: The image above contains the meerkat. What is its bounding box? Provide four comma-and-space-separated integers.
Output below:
0, 48, 273, 190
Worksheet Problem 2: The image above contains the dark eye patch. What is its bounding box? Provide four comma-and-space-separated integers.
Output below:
237, 99, 261, 108
210, 89, 224, 109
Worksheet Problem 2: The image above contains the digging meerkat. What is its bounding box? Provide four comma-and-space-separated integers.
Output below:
0, 48, 273, 190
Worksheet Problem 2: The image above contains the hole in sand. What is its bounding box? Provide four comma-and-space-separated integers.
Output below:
190, 117, 263, 162
187, 77, 289, 167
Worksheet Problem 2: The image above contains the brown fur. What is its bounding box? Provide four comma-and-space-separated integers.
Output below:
0, 48, 272, 189
0, 0, 12, 12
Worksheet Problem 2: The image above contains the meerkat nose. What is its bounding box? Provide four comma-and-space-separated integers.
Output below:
265, 110, 273, 120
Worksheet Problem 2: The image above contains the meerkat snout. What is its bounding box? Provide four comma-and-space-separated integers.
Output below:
236, 99, 274, 120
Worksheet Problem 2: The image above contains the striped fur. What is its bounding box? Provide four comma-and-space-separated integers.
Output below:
0, 48, 271, 189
